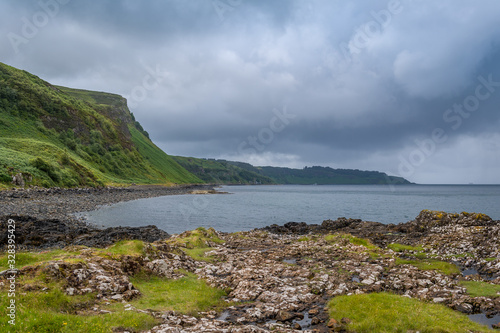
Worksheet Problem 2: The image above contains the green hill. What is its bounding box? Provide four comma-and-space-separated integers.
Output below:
172, 157, 275, 184
172, 157, 412, 185
254, 165, 412, 185
0, 62, 201, 188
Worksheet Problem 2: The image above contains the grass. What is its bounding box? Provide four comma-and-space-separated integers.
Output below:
328, 292, 494, 332
387, 243, 424, 252
126, 272, 227, 316
460, 281, 500, 298
97, 240, 146, 257
0, 233, 229, 332
325, 233, 385, 261
0, 248, 83, 271
169, 227, 224, 249
182, 247, 216, 262
167, 227, 225, 261
395, 258, 460, 275
0, 280, 159, 333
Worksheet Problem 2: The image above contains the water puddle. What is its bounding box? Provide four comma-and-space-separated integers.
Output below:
216, 310, 230, 321
460, 266, 496, 281
294, 311, 312, 329
462, 267, 479, 276
468, 313, 500, 329
283, 258, 297, 264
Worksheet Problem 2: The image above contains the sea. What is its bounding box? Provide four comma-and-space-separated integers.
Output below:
78, 184, 500, 234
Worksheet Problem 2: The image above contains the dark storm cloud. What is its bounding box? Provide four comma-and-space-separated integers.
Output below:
1, 0, 500, 183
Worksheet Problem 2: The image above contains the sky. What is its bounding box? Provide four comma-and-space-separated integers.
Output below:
1, 0, 500, 184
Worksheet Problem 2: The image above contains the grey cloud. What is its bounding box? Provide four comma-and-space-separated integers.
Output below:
1, 0, 500, 183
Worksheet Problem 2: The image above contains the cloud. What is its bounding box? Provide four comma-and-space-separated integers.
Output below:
1, 0, 499, 183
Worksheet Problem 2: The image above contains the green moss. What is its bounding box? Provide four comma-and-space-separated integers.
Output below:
395, 258, 460, 275
387, 243, 424, 252
328, 292, 494, 332
0, 249, 82, 271
104, 240, 145, 256
325, 234, 379, 252
169, 227, 224, 249
460, 281, 500, 298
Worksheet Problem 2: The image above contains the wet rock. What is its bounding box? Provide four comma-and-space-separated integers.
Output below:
276, 310, 295, 322
0, 215, 170, 249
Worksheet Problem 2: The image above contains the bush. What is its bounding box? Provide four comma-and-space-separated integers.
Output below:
30, 157, 61, 183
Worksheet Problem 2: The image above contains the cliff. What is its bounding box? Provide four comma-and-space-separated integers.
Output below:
0, 62, 202, 187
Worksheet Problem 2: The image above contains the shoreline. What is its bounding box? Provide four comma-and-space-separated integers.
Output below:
0, 184, 216, 223
0, 184, 216, 249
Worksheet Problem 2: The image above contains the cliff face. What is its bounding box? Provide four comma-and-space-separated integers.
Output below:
0, 62, 202, 187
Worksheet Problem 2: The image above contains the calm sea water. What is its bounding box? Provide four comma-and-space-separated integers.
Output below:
79, 185, 500, 234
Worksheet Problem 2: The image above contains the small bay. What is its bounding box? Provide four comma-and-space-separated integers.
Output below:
79, 184, 500, 234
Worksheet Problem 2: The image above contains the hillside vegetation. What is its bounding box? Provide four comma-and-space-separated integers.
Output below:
255, 165, 412, 185
0, 62, 411, 188
173, 158, 411, 185
0, 62, 201, 187
172, 157, 275, 185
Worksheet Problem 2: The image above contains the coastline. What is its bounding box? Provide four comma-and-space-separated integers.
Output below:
0, 184, 216, 223
0, 188, 499, 331
0, 184, 216, 249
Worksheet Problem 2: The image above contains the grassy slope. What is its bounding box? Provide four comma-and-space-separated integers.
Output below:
0, 62, 201, 187
129, 127, 201, 184
173, 156, 275, 185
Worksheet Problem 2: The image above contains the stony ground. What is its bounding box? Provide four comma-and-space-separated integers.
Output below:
0, 184, 215, 222
1, 210, 498, 332
0, 184, 214, 249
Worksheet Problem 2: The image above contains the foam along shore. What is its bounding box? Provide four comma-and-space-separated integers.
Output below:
0, 210, 499, 332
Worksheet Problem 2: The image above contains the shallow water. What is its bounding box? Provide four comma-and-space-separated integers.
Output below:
78, 184, 500, 234
468, 313, 500, 329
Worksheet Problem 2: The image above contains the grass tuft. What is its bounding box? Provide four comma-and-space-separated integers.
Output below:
126, 271, 227, 316
328, 292, 494, 332
460, 280, 500, 298
387, 243, 424, 252
395, 258, 460, 275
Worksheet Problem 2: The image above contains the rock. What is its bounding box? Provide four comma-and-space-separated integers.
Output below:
322, 217, 360, 230
327, 318, 339, 327
309, 308, 319, 316
432, 297, 447, 303
276, 310, 295, 322
12, 173, 25, 187
311, 316, 321, 325
293, 323, 302, 330
454, 302, 474, 314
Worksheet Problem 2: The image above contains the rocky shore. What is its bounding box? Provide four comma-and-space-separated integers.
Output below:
0, 184, 214, 249
0, 184, 216, 222
1, 204, 499, 331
